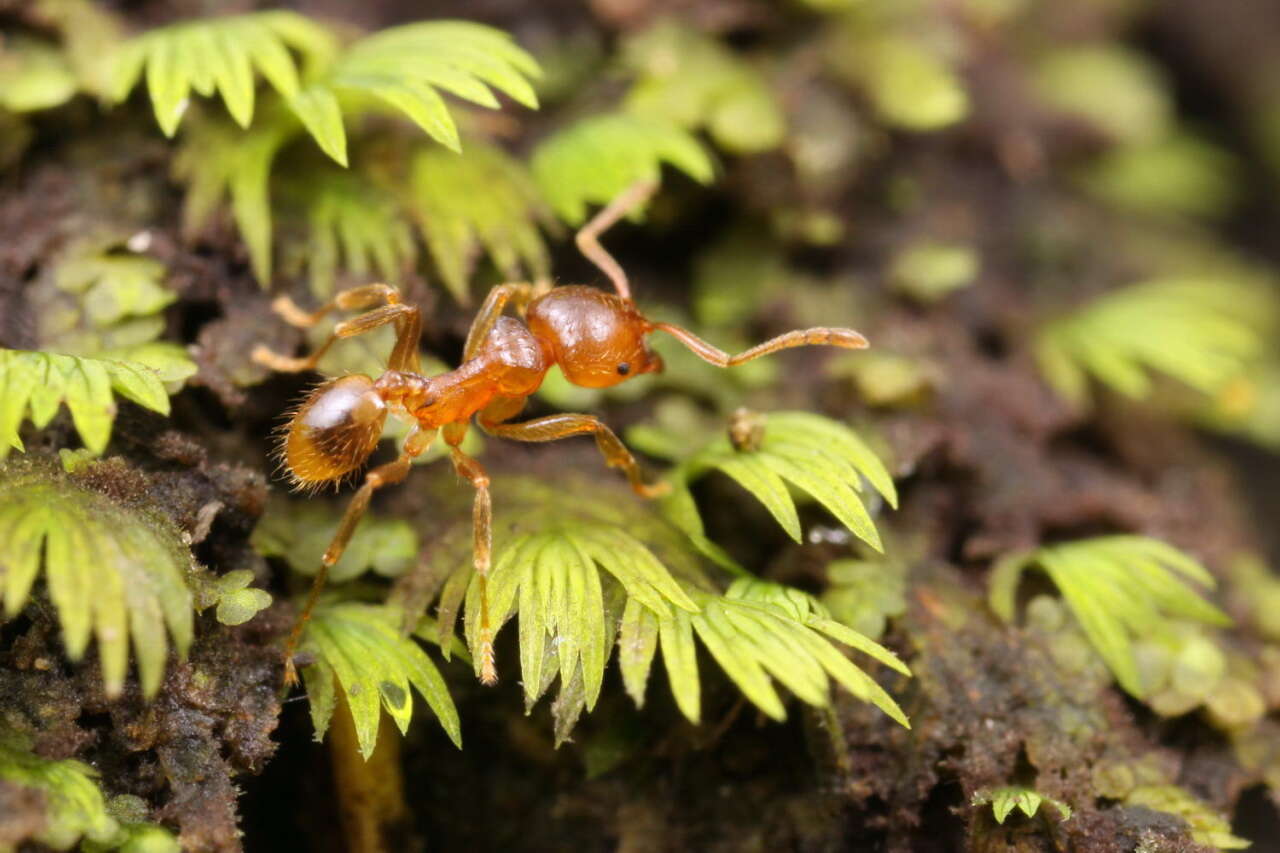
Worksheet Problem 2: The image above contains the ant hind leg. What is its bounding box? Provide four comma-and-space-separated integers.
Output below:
254, 283, 422, 374
281, 445, 418, 686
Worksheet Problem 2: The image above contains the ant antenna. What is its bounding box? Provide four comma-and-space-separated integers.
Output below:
576, 180, 658, 300
651, 323, 869, 367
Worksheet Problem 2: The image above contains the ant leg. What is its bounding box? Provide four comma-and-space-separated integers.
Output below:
281, 429, 432, 686
462, 281, 546, 362
442, 425, 497, 685
650, 323, 869, 367
576, 180, 658, 301
478, 413, 668, 498
254, 295, 422, 373
271, 283, 406, 328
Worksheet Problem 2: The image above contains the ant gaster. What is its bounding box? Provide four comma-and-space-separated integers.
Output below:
254, 181, 870, 686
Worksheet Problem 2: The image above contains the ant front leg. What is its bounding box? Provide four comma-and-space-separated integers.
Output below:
462, 281, 549, 362
281, 426, 434, 686
253, 283, 422, 374
576, 180, 658, 301
478, 412, 669, 498
441, 422, 498, 685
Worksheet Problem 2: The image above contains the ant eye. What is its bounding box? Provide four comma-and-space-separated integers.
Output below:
616, 362, 631, 375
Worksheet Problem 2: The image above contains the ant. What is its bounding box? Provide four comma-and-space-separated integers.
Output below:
253, 180, 869, 687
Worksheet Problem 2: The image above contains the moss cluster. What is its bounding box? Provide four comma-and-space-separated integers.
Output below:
4, 0, 1280, 850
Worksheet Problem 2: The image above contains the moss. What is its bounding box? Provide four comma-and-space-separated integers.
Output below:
4, 0, 1280, 849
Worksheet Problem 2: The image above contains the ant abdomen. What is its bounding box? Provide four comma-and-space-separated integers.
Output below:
284, 374, 388, 487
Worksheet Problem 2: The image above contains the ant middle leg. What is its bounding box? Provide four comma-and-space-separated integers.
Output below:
253, 284, 422, 373
282, 426, 434, 685
576, 180, 658, 301
441, 422, 498, 685
477, 412, 669, 498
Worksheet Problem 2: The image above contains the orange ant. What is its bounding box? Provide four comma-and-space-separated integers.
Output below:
253, 181, 869, 687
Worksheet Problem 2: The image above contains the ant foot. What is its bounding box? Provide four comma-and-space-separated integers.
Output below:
252, 344, 316, 373
479, 641, 498, 686
635, 480, 672, 499
283, 657, 301, 688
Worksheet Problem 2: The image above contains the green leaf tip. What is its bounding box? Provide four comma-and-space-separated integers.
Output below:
0, 349, 175, 460
290, 20, 543, 165
988, 535, 1230, 698
531, 112, 715, 225
408, 142, 551, 304
972, 786, 1072, 825
299, 168, 417, 299
461, 523, 698, 716
302, 601, 461, 760
108, 11, 338, 136
1036, 276, 1276, 409
627, 580, 911, 728
0, 459, 196, 699
676, 411, 897, 553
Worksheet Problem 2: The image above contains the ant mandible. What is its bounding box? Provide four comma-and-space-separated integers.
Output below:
253, 180, 869, 687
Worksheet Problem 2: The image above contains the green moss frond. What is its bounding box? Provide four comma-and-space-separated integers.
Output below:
26, 241, 197, 394
1032, 44, 1171, 146
298, 168, 416, 299
970, 786, 1071, 824
0, 349, 174, 459
458, 522, 698, 720
172, 112, 293, 282
0, 728, 180, 851
989, 535, 1231, 698
301, 601, 461, 760
0, 460, 195, 698
1036, 277, 1276, 408
822, 555, 907, 641
294, 21, 541, 164
415, 474, 709, 742
621, 20, 784, 154
0, 727, 119, 849
108, 11, 337, 136
620, 578, 910, 727
889, 240, 978, 304
406, 141, 551, 304
531, 112, 715, 225
1125, 786, 1249, 850
671, 411, 897, 553
251, 497, 419, 584
83, 796, 182, 853
0, 36, 78, 112
826, 12, 969, 132
690, 225, 787, 328
1079, 131, 1240, 220
196, 569, 273, 627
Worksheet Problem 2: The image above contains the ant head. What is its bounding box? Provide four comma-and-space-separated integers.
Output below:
281, 374, 388, 488
527, 289, 665, 388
